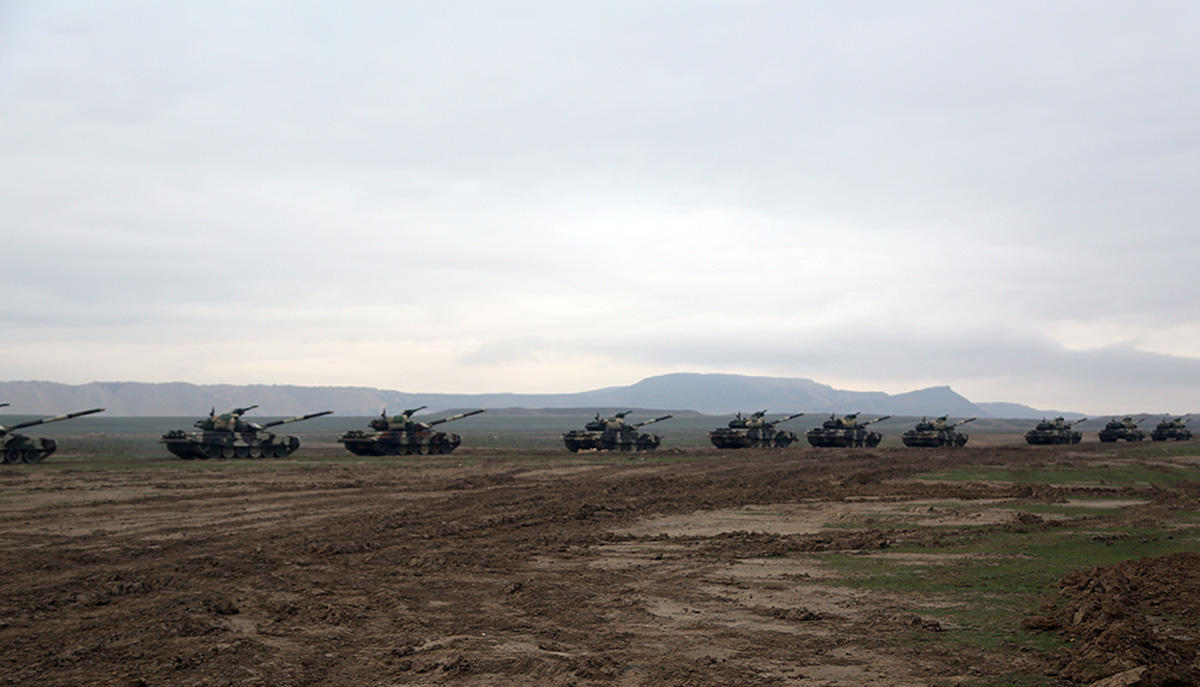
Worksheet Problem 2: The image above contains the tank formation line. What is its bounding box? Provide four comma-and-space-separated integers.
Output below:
2, 403, 1195, 465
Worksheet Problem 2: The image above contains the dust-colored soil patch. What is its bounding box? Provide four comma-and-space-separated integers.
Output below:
0, 442, 1195, 685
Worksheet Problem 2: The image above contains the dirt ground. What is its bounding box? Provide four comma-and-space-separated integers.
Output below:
0, 442, 1197, 686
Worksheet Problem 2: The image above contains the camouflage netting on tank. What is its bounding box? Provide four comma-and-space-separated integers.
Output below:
1023, 552, 1200, 685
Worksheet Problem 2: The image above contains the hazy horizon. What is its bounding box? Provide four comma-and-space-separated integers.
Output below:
4, 2, 1199, 412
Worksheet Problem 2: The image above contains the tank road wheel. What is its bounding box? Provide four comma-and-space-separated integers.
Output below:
23, 451, 42, 464
273, 445, 288, 458
4, 450, 22, 465
417, 443, 430, 455
220, 446, 235, 459
235, 446, 250, 459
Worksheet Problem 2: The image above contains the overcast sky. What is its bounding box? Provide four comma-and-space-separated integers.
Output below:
2, 1, 1199, 413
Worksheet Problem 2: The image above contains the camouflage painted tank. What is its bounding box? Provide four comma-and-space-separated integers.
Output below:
708, 411, 804, 449
1, 404, 106, 464
339, 406, 486, 455
161, 405, 334, 459
1024, 417, 1086, 445
901, 416, 975, 448
1097, 416, 1146, 443
562, 410, 673, 452
806, 413, 891, 448
1150, 416, 1192, 442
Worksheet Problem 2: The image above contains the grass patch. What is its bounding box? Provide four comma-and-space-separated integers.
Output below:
1124, 441, 1200, 458
810, 527, 1197, 655
990, 502, 1127, 517
915, 464, 1200, 485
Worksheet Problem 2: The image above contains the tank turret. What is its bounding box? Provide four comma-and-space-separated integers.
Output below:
1025, 417, 1086, 445
562, 411, 674, 452
195, 404, 263, 432
341, 408, 486, 456
161, 406, 333, 459
2, 407, 106, 464
709, 411, 804, 449
806, 413, 889, 448
902, 416, 975, 448
1150, 415, 1193, 442
369, 406, 429, 432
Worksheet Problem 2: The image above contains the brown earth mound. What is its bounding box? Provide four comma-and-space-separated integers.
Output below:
1032, 552, 1200, 685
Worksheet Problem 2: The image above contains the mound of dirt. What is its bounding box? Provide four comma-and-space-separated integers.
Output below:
1034, 552, 1200, 685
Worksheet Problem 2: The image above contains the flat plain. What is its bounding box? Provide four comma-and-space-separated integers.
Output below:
1, 432, 1198, 686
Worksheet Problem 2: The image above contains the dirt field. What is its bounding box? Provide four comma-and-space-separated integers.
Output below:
1, 441, 1198, 686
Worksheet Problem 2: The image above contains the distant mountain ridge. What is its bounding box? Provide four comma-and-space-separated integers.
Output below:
0, 373, 1076, 418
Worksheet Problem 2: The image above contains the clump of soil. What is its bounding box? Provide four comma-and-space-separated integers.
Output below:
1031, 552, 1200, 685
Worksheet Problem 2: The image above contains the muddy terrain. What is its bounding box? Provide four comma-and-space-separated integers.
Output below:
0, 441, 1197, 686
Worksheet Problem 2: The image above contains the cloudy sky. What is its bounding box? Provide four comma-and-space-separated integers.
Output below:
2, 1, 1198, 413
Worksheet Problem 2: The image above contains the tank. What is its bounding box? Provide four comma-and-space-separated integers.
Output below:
1024, 417, 1086, 445
1, 405, 106, 464
806, 413, 891, 448
339, 406, 486, 455
161, 405, 334, 459
562, 411, 673, 452
901, 416, 976, 448
1150, 416, 1193, 442
1097, 416, 1147, 443
708, 411, 805, 448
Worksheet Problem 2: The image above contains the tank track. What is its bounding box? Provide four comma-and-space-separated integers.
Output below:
1, 438, 56, 464
806, 430, 883, 448
338, 430, 462, 456
709, 429, 797, 449
901, 431, 969, 448
161, 431, 300, 459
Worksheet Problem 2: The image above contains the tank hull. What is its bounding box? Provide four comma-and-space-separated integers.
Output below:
708, 428, 798, 449
1, 435, 57, 464
1097, 428, 1145, 442
562, 429, 662, 452
1024, 430, 1082, 445
1150, 428, 1192, 441
806, 429, 883, 448
339, 429, 463, 455
160, 429, 301, 459
900, 430, 969, 448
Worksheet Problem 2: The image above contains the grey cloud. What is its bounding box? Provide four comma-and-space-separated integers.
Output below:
3, 1, 1199, 411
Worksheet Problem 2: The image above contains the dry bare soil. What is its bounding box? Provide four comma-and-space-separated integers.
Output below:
1, 440, 1198, 686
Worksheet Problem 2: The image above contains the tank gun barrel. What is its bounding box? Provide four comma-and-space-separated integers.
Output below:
862, 415, 892, 426
6, 407, 105, 432
261, 410, 334, 428
774, 412, 805, 424
429, 409, 487, 426
1067, 417, 1087, 427
634, 414, 673, 428
950, 417, 977, 428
